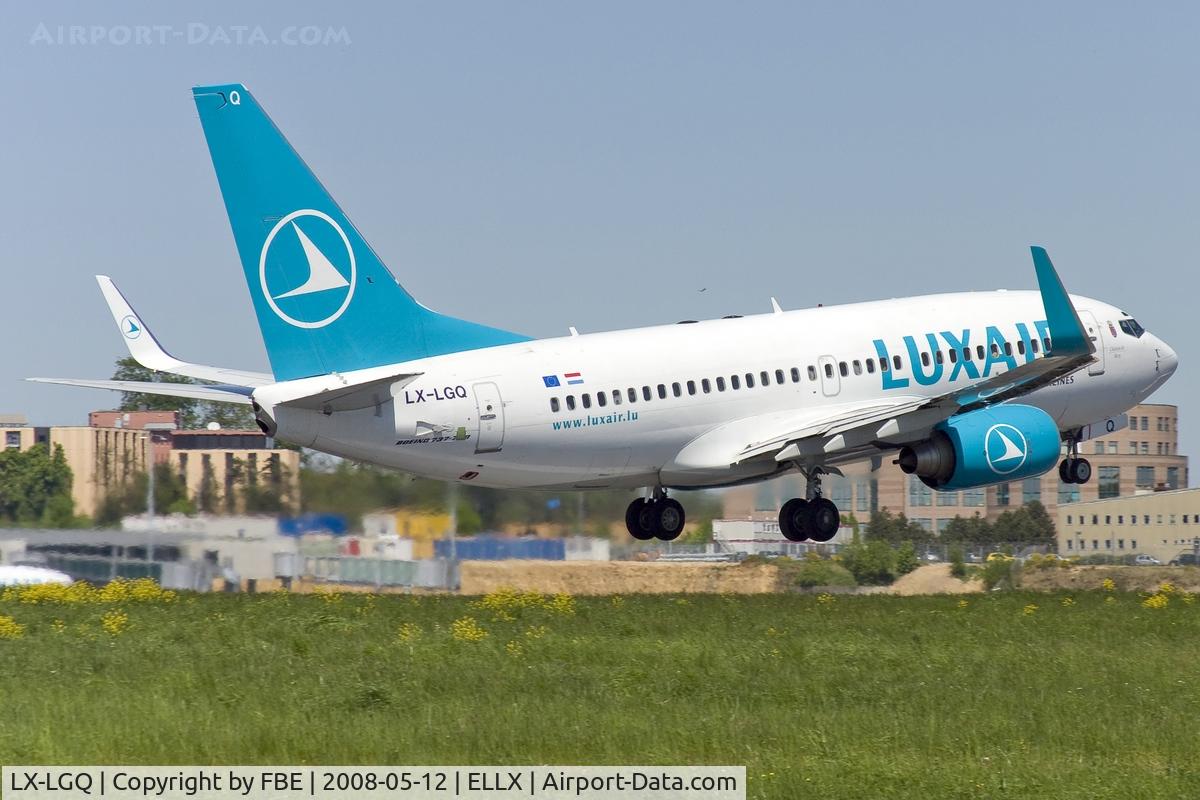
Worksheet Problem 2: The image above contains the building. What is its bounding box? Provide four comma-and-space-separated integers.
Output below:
167, 430, 301, 514
723, 403, 1188, 536
89, 411, 180, 463
1056, 489, 1200, 564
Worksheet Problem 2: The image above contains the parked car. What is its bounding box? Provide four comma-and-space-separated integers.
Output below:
923, 553, 941, 563
1133, 554, 1161, 566
986, 552, 1014, 563
966, 553, 983, 563
1168, 553, 1198, 567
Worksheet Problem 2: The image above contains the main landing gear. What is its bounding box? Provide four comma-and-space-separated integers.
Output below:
779, 468, 841, 543
625, 490, 687, 541
1059, 434, 1092, 485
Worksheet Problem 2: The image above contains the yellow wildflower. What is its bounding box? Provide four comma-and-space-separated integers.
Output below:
0, 615, 25, 639
450, 616, 488, 642
100, 609, 129, 635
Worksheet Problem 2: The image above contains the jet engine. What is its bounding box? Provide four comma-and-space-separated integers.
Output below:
897, 404, 1061, 490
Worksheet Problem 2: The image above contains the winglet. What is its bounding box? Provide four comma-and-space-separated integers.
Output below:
96, 275, 188, 374
1030, 246, 1092, 356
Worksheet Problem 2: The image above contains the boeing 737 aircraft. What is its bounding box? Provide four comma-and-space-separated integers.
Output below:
32, 84, 1179, 543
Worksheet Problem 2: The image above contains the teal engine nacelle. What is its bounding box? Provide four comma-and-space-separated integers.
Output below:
897, 404, 1062, 490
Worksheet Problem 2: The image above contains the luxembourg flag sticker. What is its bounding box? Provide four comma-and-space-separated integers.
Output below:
563, 372, 584, 385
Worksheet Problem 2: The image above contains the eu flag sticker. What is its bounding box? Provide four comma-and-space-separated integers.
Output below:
542, 375, 561, 388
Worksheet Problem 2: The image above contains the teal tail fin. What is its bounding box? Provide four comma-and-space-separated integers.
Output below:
192, 83, 529, 381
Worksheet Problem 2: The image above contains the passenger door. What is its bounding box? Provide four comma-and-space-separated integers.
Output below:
1077, 310, 1106, 376
472, 382, 505, 453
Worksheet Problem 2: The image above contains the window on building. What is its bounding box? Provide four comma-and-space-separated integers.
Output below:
1108, 442, 1117, 455
1130, 416, 1139, 431
1022, 477, 1041, 504
1098, 466, 1120, 499
1136, 466, 1155, 488
4, 431, 19, 450
1141, 416, 1149, 429
1058, 482, 1080, 504
1094, 441, 1105, 454
937, 490, 959, 506
1132, 539, 1138, 549
908, 475, 932, 507
1129, 442, 1138, 454
1168, 466, 1180, 489
1141, 442, 1149, 455
963, 487, 985, 507
996, 483, 1010, 506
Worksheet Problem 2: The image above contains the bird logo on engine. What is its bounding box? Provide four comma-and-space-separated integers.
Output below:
984, 423, 1029, 475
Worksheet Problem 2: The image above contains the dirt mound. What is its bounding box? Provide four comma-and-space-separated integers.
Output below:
1020, 565, 1200, 593
459, 560, 780, 595
884, 564, 983, 596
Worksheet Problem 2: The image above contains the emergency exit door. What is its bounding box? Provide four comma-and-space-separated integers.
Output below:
473, 382, 505, 453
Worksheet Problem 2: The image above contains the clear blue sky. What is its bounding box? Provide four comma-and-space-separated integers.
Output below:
3, 2, 1196, 479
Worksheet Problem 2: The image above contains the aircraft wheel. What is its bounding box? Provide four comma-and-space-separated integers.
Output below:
1059, 459, 1072, 483
654, 498, 686, 541
626, 498, 655, 541
808, 498, 841, 542
779, 498, 810, 542
1068, 458, 1092, 485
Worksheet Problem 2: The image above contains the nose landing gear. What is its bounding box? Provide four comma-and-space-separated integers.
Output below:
1059, 433, 1092, 485
625, 491, 687, 541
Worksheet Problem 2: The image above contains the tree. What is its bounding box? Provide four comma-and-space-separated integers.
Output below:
0, 444, 76, 525
111, 357, 255, 430
840, 534, 898, 585
866, 509, 932, 545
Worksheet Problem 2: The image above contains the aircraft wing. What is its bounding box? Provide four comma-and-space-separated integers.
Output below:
26, 377, 254, 404
96, 275, 273, 386
735, 246, 1096, 465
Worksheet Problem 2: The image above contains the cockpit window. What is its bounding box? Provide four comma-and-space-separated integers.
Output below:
1119, 318, 1146, 338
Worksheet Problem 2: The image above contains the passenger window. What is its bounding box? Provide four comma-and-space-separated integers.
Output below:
1017, 340, 1026, 355
920, 352, 930, 367
612, 390, 621, 406
893, 355, 903, 370
716, 376, 726, 391
686, 380, 696, 395
824, 363, 834, 378
991, 343, 1000, 356
672, 382, 682, 397
731, 375, 741, 390
760, 371, 770, 386
1031, 339, 1039, 354
963, 347, 971, 361
1043, 337, 1052, 351
808, 365, 818, 380
934, 350, 944, 365
746, 373, 756, 388
628, 388, 637, 403
566, 395, 576, 410
550, 397, 560, 412
582, 394, 591, 409
597, 392, 607, 408
657, 384, 667, 399
775, 369, 785, 384
948, 349, 957, 364
838, 362, 848, 377
1004, 342, 1012, 356
643, 386, 652, 401
702, 378, 711, 393
975, 345, 985, 360
866, 359, 875, 374
790, 367, 800, 383
852, 360, 862, 375
879, 358, 888, 373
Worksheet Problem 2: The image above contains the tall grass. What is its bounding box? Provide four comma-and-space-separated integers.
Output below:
2, 581, 1199, 799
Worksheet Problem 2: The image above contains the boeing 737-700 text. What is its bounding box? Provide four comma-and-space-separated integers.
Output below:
31, 84, 1179, 543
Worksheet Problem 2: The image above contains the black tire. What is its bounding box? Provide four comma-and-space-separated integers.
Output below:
1059, 459, 1072, 484
808, 497, 841, 542
626, 499, 655, 541
779, 498, 809, 542
1069, 458, 1092, 484
654, 498, 686, 541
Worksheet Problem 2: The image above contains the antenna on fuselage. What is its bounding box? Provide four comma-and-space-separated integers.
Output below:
770, 297, 783, 314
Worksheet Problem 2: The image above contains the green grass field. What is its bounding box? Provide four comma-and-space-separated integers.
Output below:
2, 581, 1199, 799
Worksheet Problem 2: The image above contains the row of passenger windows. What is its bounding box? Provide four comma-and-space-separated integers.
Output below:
547, 335, 1053, 413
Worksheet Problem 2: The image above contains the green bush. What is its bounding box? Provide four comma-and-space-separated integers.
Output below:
896, 542, 920, 576
841, 539, 898, 586
948, 545, 967, 580
980, 558, 1017, 590
791, 559, 857, 589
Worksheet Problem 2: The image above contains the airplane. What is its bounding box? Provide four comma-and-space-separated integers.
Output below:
31, 83, 1179, 544
0, 565, 73, 587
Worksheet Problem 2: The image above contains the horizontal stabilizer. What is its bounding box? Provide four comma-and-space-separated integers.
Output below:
26, 378, 253, 405
276, 372, 421, 413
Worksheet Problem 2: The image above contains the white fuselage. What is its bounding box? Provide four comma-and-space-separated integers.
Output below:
254, 290, 1176, 491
